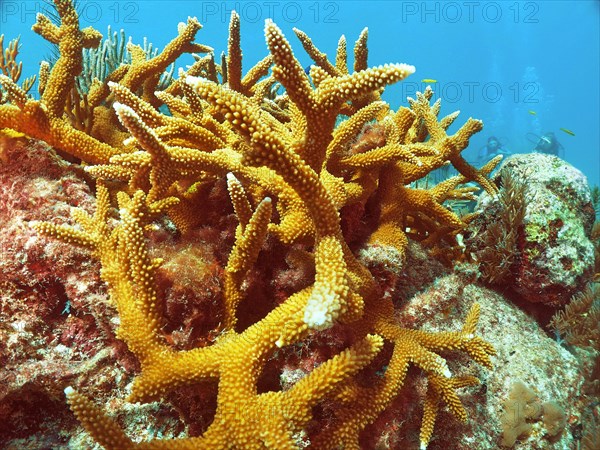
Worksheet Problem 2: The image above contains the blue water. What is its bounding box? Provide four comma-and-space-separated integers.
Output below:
2, 0, 599, 187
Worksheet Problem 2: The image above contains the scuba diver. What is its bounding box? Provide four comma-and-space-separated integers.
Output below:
533, 131, 563, 156
478, 136, 510, 165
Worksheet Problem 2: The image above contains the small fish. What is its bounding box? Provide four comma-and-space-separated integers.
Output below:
421, 78, 437, 83
560, 127, 575, 136
528, 110, 537, 115
0, 128, 26, 138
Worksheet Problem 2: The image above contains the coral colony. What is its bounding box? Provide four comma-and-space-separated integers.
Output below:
0, 0, 598, 449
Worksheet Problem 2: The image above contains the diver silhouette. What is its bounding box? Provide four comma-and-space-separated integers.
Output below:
478, 136, 510, 165
533, 132, 563, 156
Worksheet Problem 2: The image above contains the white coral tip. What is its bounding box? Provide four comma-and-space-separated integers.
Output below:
64, 386, 75, 395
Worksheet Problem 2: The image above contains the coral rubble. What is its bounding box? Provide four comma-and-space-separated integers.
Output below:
1, 0, 596, 449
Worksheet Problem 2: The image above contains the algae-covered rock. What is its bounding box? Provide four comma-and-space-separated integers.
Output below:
469, 153, 595, 306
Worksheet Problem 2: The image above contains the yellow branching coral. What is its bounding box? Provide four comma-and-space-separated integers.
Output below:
0, 0, 209, 163
224, 175, 272, 328
0, 1, 110, 162
0, 35, 24, 82
20, 0, 502, 448
0, 34, 36, 101
330, 87, 501, 261
37, 183, 385, 449
0, 8, 115, 162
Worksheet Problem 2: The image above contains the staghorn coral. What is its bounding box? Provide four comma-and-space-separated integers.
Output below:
3, 0, 506, 448
0, 0, 210, 162
78, 25, 175, 95
0, 0, 112, 162
59, 26, 175, 138
0, 34, 36, 104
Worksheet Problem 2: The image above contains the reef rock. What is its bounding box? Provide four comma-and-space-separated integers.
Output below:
469, 153, 595, 306
363, 265, 585, 450
0, 138, 183, 448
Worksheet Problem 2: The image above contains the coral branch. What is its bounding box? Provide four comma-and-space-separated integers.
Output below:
14, 1, 500, 447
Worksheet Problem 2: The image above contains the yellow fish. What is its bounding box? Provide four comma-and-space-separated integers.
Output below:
421, 78, 437, 83
560, 127, 575, 136
528, 110, 537, 115
0, 128, 26, 138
